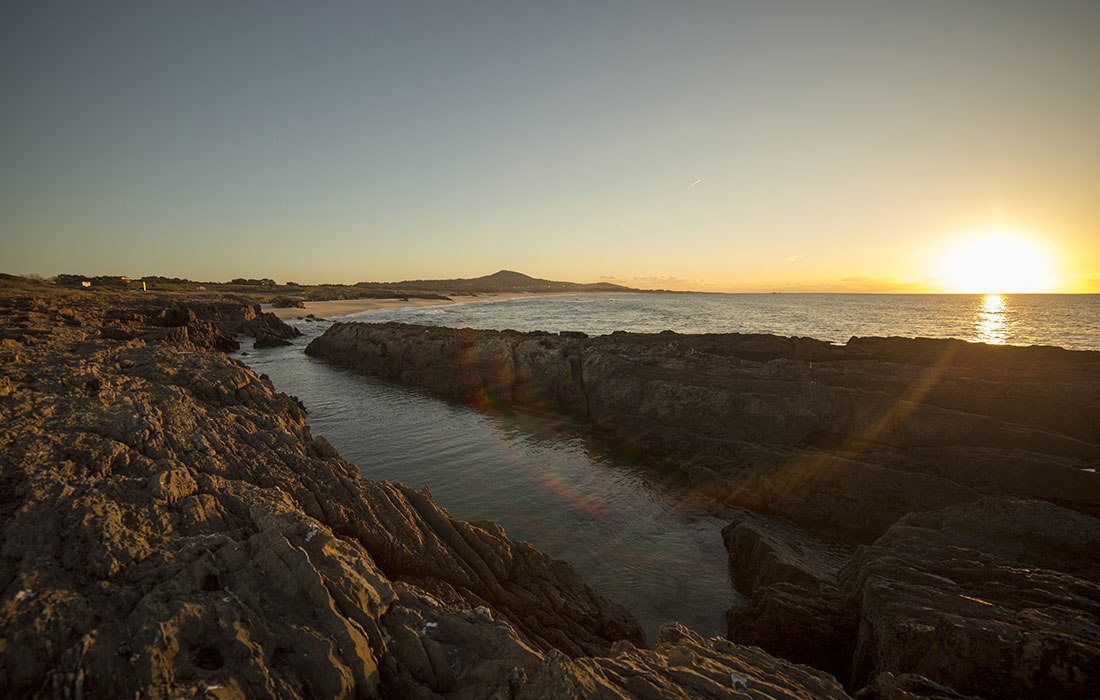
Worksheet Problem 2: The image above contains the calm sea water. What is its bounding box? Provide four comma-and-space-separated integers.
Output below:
237, 293, 1096, 640
344, 292, 1100, 350
237, 326, 750, 640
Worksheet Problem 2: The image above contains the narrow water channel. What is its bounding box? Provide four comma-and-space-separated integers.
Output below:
235, 323, 742, 639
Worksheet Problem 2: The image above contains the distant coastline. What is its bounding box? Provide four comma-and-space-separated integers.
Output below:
264, 290, 594, 321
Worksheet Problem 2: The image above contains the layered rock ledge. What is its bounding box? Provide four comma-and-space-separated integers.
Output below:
1, 293, 856, 698
305, 322, 1100, 540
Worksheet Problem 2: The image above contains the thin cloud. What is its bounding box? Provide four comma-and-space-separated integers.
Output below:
785, 255, 801, 262
632, 275, 705, 286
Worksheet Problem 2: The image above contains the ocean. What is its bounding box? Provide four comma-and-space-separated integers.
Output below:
339, 292, 1100, 350
236, 292, 1098, 639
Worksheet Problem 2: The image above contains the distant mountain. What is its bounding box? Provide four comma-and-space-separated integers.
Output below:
388, 270, 637, 294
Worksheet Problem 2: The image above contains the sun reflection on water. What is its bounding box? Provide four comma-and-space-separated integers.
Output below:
973, 294, 1011, 345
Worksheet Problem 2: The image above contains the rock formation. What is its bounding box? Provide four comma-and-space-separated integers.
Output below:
305, 321, 1100, 698
271, 297, 307, 308
724, 497, 1100, 698
0, 293, 857, 698
722, 521, 855, 681
841, 497, 1100, 699
305, 323, 1100, 540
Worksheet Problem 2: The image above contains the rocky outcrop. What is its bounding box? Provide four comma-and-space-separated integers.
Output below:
305, 323, 1100, 541
726, 497, 1100, 699
840, 497, 1100, 700
0, 292, 857, 698
307, 322, 1100, 699
271, 296, 306, 308
2, 293, 300, 354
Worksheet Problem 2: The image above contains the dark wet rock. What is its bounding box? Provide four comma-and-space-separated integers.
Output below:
140, 300, 300, 350
3, 294, 301, 353
305, 323, 1100, 540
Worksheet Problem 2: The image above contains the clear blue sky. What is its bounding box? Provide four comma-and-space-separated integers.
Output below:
3, 1, 1099, 290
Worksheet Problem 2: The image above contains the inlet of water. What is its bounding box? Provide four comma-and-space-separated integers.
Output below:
237, 325, 743, 639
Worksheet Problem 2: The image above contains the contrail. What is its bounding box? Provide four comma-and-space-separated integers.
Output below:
689, 179, 703, 188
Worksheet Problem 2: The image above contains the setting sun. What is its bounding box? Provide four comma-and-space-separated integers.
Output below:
940, 228, 1057, 293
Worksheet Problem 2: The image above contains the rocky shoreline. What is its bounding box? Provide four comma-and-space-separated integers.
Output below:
304, 320, 1100, 699
2, 293, 861, 698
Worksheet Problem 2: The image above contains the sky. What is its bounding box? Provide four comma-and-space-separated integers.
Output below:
2, 1, 1099, 292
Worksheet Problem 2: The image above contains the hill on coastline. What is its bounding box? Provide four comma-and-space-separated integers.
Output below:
378, 269, 637, 294
2, 270, 639, 299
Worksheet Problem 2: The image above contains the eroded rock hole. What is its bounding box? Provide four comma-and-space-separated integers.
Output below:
191, 644, 224, 670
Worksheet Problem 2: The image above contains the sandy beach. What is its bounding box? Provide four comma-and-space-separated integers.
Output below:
264, 292, 578, 320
